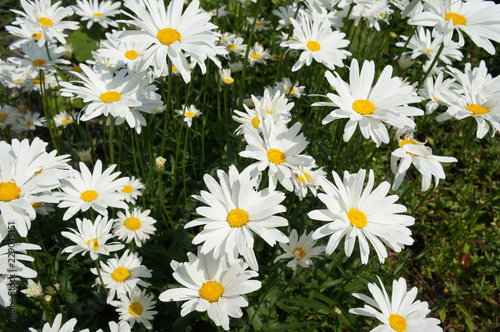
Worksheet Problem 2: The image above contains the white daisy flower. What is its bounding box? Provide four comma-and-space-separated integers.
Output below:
28, 313, 78, 332
206, 5, 230, 18
0, 242, 40, 279
175, 104, 201, 128
232, 105, 260, 136
275, 77, 305, 99
113, 208, 157, 247
53, 110, 77, 127
110, 287, 157, 330
10, 0, 79, 46
247, 42, 271, 67
240, 117, 315, 192
91, 249, 152, 303
11, 112, 45, 133
21, 279, 44, 299
158, 250, 261, 331
76, 148, 92, 162
0, 105, 21, 130
185, 165, 289, 271
391, 128, 457, 192
349, 276, 443, 331
61, 215, 124, 260
73, 0, 121, 30
280, 11, 351, 72
436, 61, 500, 139
313, 59, 424, 147
409, 0, 500, 55
118, 176, 144, 204
226, 37, 247, 56
219, 68, 234, 85
95, 33, 150, 72
5, 23, 44, 50
274, 229, 325, 268
292, 165, 326, 201
252, 88, 294, 124
272, 4, 298, 30
119, 0, 221, 82
247, 17, 270, 31
418, 72, 458, 114
56, 159, 129, 221
309, 169, 415, 264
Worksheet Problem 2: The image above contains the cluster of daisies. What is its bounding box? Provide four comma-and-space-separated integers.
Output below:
1, 0, 500, 330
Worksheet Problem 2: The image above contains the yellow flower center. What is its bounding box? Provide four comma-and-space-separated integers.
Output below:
389, 314, 407, 332
292, 247, 306, 260
251, 116, 260, 129
86, 238, 99, 251
129, 303, 143, 316
352, 99, 376, 115
296, 172, 312, 184
0, 114, 7, 121
199, 281, 224, 303
100, 91, 121, 103
185, 111, 195, 118
80, 190, 98, 202
0, 182, 21, 202
31, 202, 43, 208
61, 118, 71, 125
111, 267, 131, 282
227, 209, 249, 228
267, 148, 285, 164
35, 168, 42, 174
272, 55, 282, 61
465, 104, 489, 116
24, 121, 32, 127
445, 13, 467, 25
39, 17, 53, 27
250, 54, 261, 59
124, 50, 139, 60
121, 185, 133, 193
94, 13, 103, 17
32, 33, 42, 40
72, 65, 83, 72
256, 21, 265, 26
307, 41, 321, 52
227, 45, 237, 51
427, 48, 434, 53
33, 59, 46, 66
157, 28, 181, 46
124, 217, 141, 230
347, 209, 367, 228
284, 87, 296, 95
432, 95, 439, 102
223, 78, 234, 84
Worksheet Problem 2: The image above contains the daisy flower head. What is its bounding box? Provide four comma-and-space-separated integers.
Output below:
5, 23, 44, 50
11, 112, 46, 133
28, 313, 78, 332
91, 249, 152, 303
113, 208, 157, 247
274, 229, 325, 268
349, 276, 443, 331
56, 159, 129, 221
409, 0, 500, 55
276, 77, 306, 99
61, 215, 124, 260
252, 87, 294, 124
159, 250, 261, 331
239, 117, 315, 192
206, 5, 230, 18
73, 0, 121, 30
232, 104, 261, 136
418, 72, 458, 114
76, 148, 92, 162
292, 165, 327, 200
391, 128, 457, 192
53, 110, 77, 127
247, 42, 271, 67
225, 36, 247, 56
219, 68, 234, 85
118, 176, 144, 204
272, 3, 298, 30
247, 17, 270, 31
185, 165, 289, 271
313, 59, 424, 147
7, 41, 69, 77
21, 279, 44, 299
309, 169, 415, 264
110, 287, 157, 330
280, 10, 351, 72
95, 33, 150, 72
0, 105, 21, 130
436, 61, 500, 139
119, 0, 221, 82
10, 0, 79, 46
175, 104, 201, 128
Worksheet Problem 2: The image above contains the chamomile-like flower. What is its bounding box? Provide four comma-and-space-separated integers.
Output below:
280, 11, 350, 72
95, 33, 149, 72
61, 215, 124, 260
53, 110, 77, 127
113, 208, 157, 247
275, 77, 305, 99
391, 128, 457, 192
0, 105, 21, 130
309, 169, 415, 264
292, 165, 326, 200
313, 59, 423, 147
73, 0, 121, 30
409, 0, 500, 55
119, 0, 221, 82
175, 104, 202, 128
185, 165, 289, 271
110, 288, 157, 330
247, 42, 271, 67
56, 159, 129, 221
28, 313, 78, 332
21, 279, 44, 299
8, 41, 69, 77
274, 229, 325, 268
349, 276, 443, 331
11, 112, 45, 133
240, 117, 315, 192
91, 249, 152, 303
118, 176, 144, 204
219, 68, 234, 85
159, 250, 261, 331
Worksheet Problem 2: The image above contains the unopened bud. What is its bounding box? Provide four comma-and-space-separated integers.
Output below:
154, 156, 166, 172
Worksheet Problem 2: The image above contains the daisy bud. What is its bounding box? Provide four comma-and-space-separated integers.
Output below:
154, 156, 166, 172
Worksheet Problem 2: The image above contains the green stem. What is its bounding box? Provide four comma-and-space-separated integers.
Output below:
416, 43, 444, 90
94, 258, 108, 295
394, 25, 417, 65
109, 119, 114, 165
